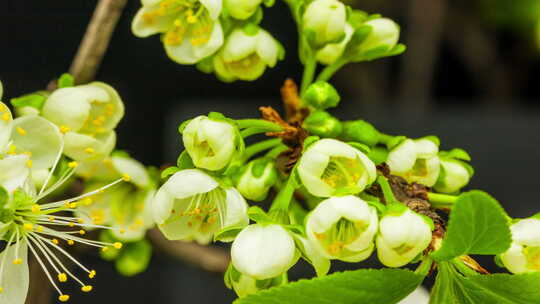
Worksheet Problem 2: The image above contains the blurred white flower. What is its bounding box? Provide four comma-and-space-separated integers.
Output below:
501, 218, 540, 274
386, 138, 440, 187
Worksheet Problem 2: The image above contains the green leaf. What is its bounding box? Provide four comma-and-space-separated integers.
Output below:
234, 268, 424, 304
58, 73, 75, 88
430, 262, 540, 304
10, 93, 46, 110
431, 190, 511, 261
176, 150, 194, 170
161, 166, 180, 179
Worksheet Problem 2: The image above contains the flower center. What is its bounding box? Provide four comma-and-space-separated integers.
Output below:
175, 188, 227, 233
321, 156, 363, 190
227, 53, 262, 72
79, 101, 116, 136
315, 218, 367, 256
524, 246, 540, 271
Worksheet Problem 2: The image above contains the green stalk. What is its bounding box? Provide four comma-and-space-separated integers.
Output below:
300, 55, 317, 96
240, 127, 269, 138
414, 257, 434, 276
428, 193, 458, 209
377, 175, 398, 204
270, 174, 297, 212
236, 119, 283, 132
316, 58, 347, 82
378, 132, 394, 145
241, 138, 282, 163
265, 144, 289, 158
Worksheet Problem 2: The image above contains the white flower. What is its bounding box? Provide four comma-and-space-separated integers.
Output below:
302, 0, 346, 48
234, 158, 277, 201
386, 138, 440, 187
183, 115, 240, 171
306, 195, 378, 262
75, 156, 156, 241
500, 218, 540, 274
225, 265, 287, 297
213, 27, 283, 82
376, 208, 432, 267
316, 23, 353, 65
152, 169, 248, 244
297, 138, 376, 197
41, 82, 124, 162
357, 18, 400, 55
231, 224, 296, 280
224, 0, 262, 20
132, 0, 224, 64
434, 158, 472, 193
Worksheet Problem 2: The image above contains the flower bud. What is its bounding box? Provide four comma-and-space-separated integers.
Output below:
340, 120, 380, 147
297, 139, 376, 197
302, 0, 347, 48
376, 207, 432, 267
231, 224, 296, 279
234, 158, 278, 201
386, 138, 440, 187
182, 115, 240, 171
306, 196, 378, 262
225, 265, 286, 297
357, 18, 399, 55
225, 0, 263, 20
302, 111, 343, 138
153, 169, 249, 244
316, 23, 354, 65
303, 81, 341, 110
434, 158, 473, 193
213, 27, 283, 82
500, 218, 540, 274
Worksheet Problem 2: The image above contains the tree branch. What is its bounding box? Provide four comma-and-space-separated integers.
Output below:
69, 0, 128, 84
147, 228, 230, 273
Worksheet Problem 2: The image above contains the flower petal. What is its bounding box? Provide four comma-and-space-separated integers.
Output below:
511, 219, 540, 247
111, 156, 150, 189
132, 4, 175, 37
199, 0, 222, 20
164, 22, 224, 64
42, 87, 93, 132
162, 169, 218, 199
0, 102, 13, 152
0, 244, 29, 304
387, 139, 416, 173
63, 131, 116, 162
0, 155, 30, 193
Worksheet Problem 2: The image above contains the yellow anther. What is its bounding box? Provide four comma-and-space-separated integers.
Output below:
37, 225, 44, 232
101, 247, 109, 252
89, 270, 96, 279
58, 295, 70, 302
59, 125, 71, 134
16, 127, 27, 135
81, 285, 93, 292
77, 218, 85, 224
7, 144, 16, 155
119, 228, 126, 234
68, 222, 75, 227
13, 258, 23, 265
23, 223, 33, 231
187, 15, 198, 24
68, 161, 78, 168
84, 147, 95, 154
58, 273, 68, 282
79, 230, 86, 235
26, 159, 33, 168
2, 112, 10, 121
0, 286, 3, 293
23, 151, 32, 157
122, 174, 131, 182
67, 240, 75, 246
31, 204, 41, 213
48, 216, 56, 222
113, 242, 123, 249
82, 198, 93, 206
52, 239, 59, 245
69, 202, 77, 208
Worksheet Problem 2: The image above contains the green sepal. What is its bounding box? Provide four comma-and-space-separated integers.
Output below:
176, 150, 195, 170
283, 224, 305, 236
421, 135, 440, 147
342, 25, 372, 59
340, 120, 380, 147
10, 189, 34, 210
419, 214, 435, 231
383, 202, 408, 217
161, 166, 180, 179
347, 8, 369, 28
247, 206, 272, 224
115, 239, 152, 277
302, 136, 320, 151
439, 148, 471, 161
367, 146, 388, 165
303, 111, 343, 138
224, 263, 241, 289
214, 225, 245, 242
366, 200, 386, 214
243, 23, 260, 36
347, 142, 371, 155
10, 93, 47, 110
178, 119, 192, 134
262, 0, 274, 7
196, 56, 215, 74
248, 6, 264, 23
494, 254, 505, 268
58, 73, 75, 88
386, 135, 407, 150
532, 213, 540, 220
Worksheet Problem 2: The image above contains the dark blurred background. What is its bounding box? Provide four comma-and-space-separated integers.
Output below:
1, 0, 540, 303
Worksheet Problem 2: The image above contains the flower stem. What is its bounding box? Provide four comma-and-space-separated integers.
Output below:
242, 138, 283, 162
300, 55, 317, 96
265, 144, 289, 158
377, 175, 398, 204
451, 258, 479, 277
316, 58, 347, 82
414, 257, 433, 276
378, 132, 394, 145
428, 193, 458, 209
270, 174, 297, 212
236, 119, 283, 132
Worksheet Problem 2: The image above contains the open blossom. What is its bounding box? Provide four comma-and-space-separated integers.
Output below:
213, 27, 283, 82
376, 208, 432, 267
297, 139, 376, 197
0, 98, 128, 303
41, 82, 124, 162
302, 0, 347, 48
386, 138, 440, 187
182, 115, 241, 171
306, 196, 378, 262
152, 169, 248, 244
132, 0, 224, 64
500, 218, 540, 274
231, 224, 296, 280
75, 155, 156, 241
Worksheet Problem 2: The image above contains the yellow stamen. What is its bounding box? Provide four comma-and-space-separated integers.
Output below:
68, 161, 78, 168
89, 270, 96, 279
16, 127, 27, 135
52, 239, 59, 245
2, 112, 10, 121
13, 258, 23, 265
67, 240, 75, 246
122, 174, 131, 182
113, 242, 123, 249
59, 125, 71, 134
58, 295, 70, 302
23, 223, 33, 231
84, 147, 95, 154
81, 285, 93, 292
31, 204, 41, 213
26, 159, 33, 168
79, 230, 86, 235
58, 273, 68, 282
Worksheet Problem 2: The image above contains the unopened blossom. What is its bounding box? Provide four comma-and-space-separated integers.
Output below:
41, 82, 124, 162
316, 23, 353, 65
213, 27, 283, 81
297, 138, 376, 197
182, 115, 241, 171
225, 264, 287, 297
376, 208, 432, 267
152, 169, 249, 244
386, 138, 440, 187
231, 224, 296, 280
306, 195, 378, 262
356, 18, 400, 55
302, 0, 347, 48
132, 0, 224, 64
234, 158, 277, 201
434, 157, 473, 193
224, 0, 262, 20
500, 218, 540, 274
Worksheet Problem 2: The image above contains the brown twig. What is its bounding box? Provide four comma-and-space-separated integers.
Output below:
147, 228, 230, 273
69, 0, 128, 84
